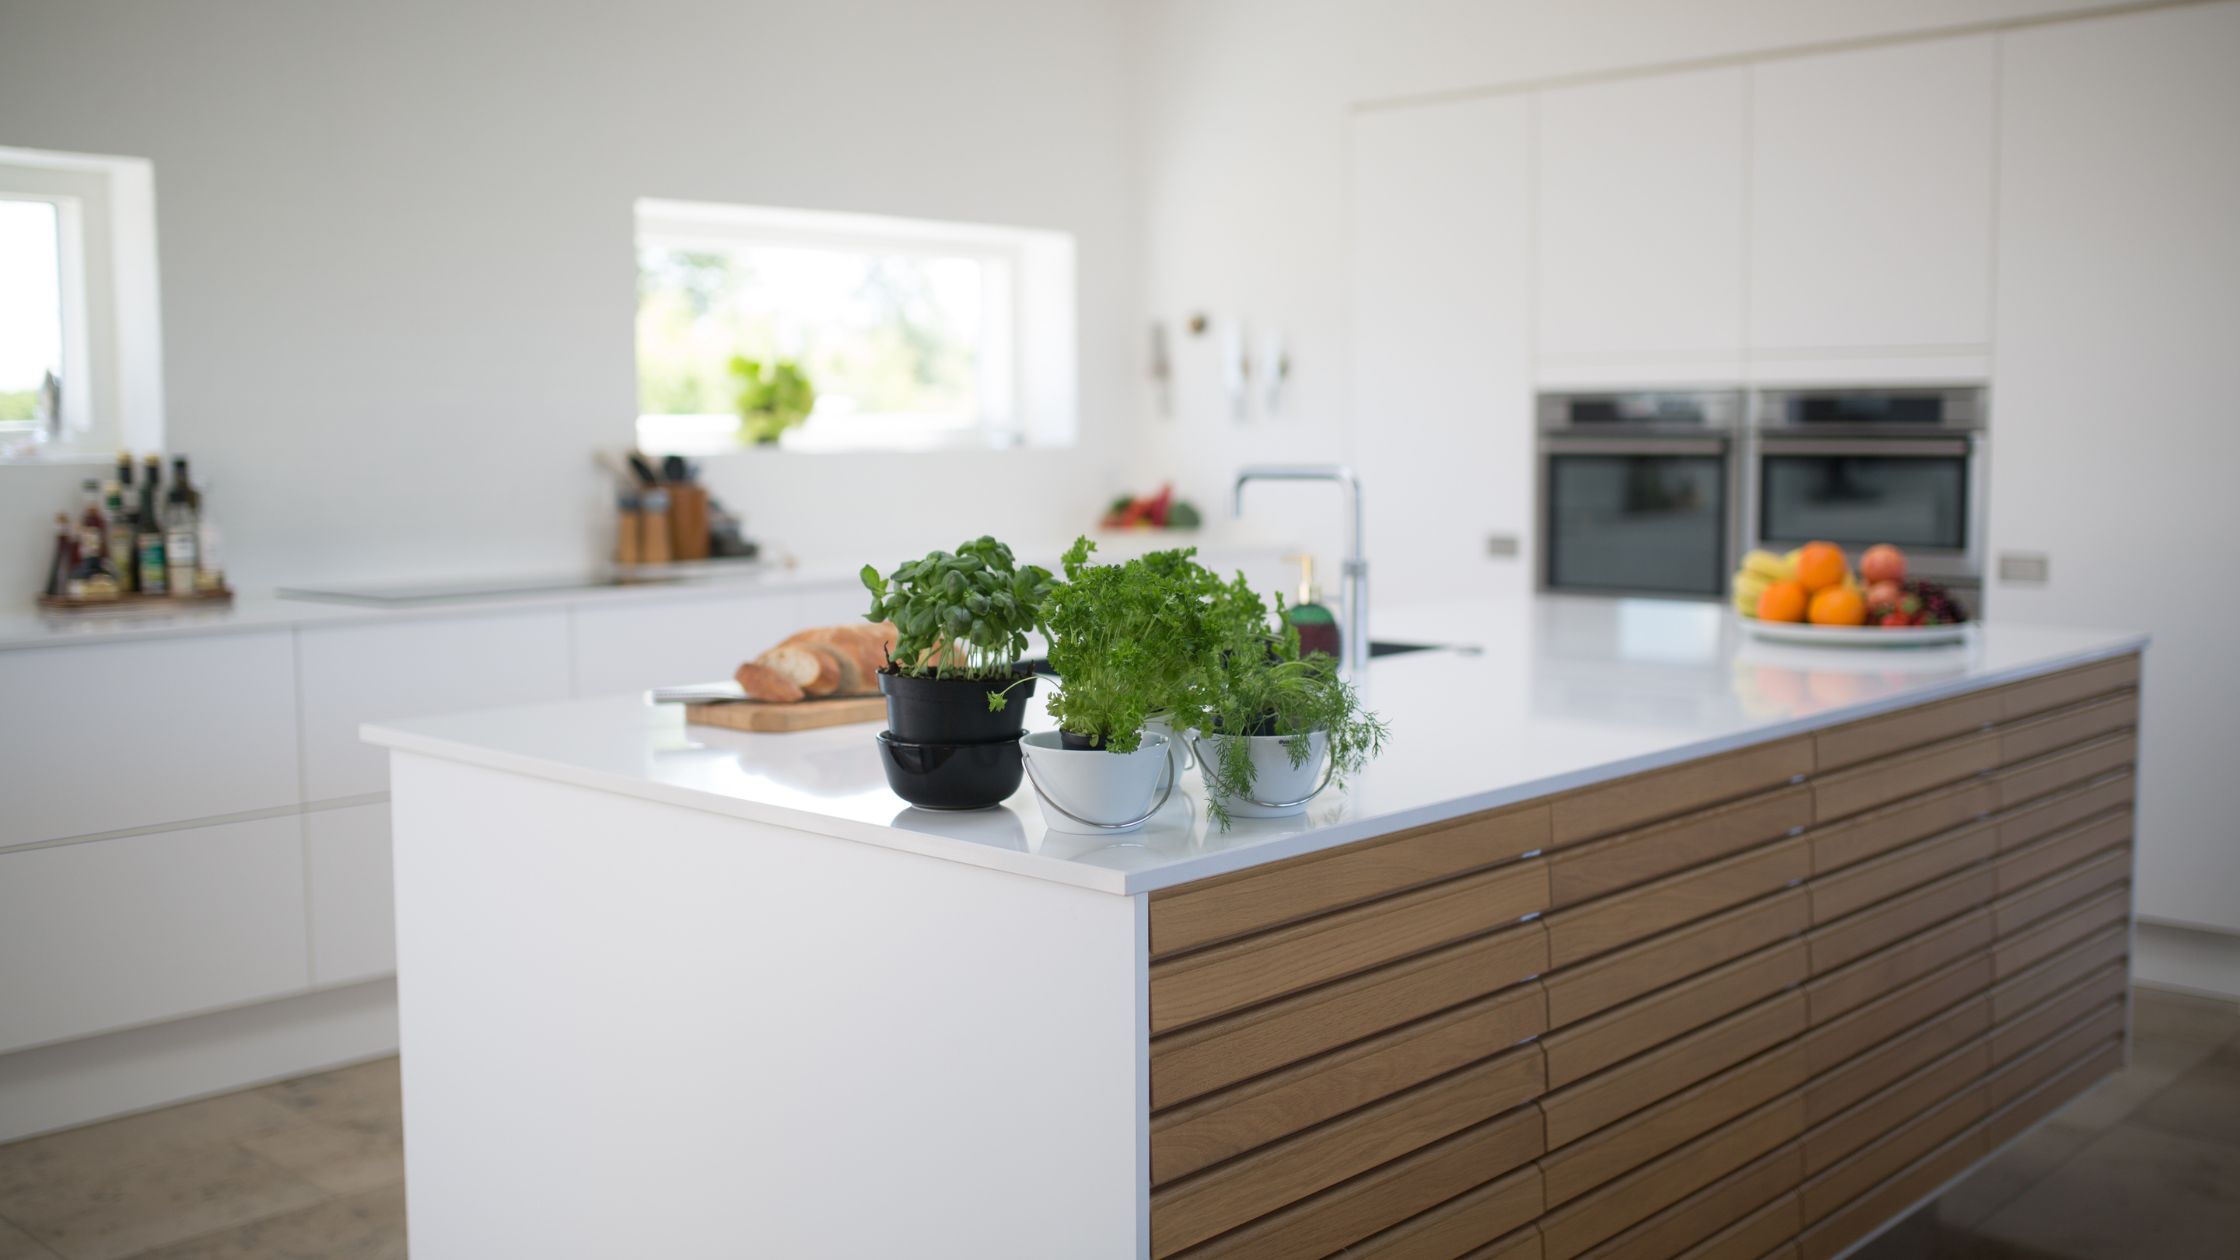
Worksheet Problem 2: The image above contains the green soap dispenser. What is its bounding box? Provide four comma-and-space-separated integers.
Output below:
1285, 553, 1341, 662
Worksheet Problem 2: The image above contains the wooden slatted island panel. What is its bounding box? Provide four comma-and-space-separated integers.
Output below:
1145, 653, 2142, 1260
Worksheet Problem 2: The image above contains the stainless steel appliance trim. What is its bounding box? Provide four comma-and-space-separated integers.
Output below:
1539, 436, 1730, 457
1754, 437, 1974, 458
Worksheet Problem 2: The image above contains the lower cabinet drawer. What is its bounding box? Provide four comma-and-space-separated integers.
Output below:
307, 802, 396, 987
0, 817, 312, 1053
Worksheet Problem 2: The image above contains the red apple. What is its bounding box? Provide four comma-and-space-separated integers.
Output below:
1861, 544, 1907, 585
1865, 579, 1904, 611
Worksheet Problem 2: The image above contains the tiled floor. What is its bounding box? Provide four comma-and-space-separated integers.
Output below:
0, 989, 2232, 1258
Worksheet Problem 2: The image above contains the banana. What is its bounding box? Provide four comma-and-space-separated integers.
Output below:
1741, 550, 1792, 582
1782, 546, 1806, 571
1733, 586, 1764, 616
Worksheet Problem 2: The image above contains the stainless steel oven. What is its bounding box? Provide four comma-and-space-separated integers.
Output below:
1538, 390, 1743, 599
1743, 386, 1988, 602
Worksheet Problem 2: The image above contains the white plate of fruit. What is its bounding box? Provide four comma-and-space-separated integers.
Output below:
1731, 543, 1970, 647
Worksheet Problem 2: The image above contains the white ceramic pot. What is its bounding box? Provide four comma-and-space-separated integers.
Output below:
1194, 730, 1332, 819
1145, 715, 1197, 772
1020, 730, 1175, 833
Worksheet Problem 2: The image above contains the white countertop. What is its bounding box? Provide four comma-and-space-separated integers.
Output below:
361, 595, 2148, 896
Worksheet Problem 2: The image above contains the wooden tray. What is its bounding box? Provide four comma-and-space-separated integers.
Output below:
686, 693, 886, 733
37, 587, 235, 612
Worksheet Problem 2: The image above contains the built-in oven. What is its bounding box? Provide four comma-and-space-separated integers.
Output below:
1743, 386, 1988, 606
1537, 390, 1742, 599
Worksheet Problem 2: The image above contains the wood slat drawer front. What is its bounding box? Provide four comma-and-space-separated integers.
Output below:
1542, 991, 1808, 1149
1152, 995, 1545, 1185
1798, 1126, 1986, 1260
1344, 1165, 1544, 1260
1996, 655, 2141, 722
1549, 786, 1812, 908
1669, 1190, 1802, 1260
1542, 1042, 1808, 1207
1543, 941, 1810, 1089
1567, 1138, 1803, 1260
1808, 778, 1996, 876
1551, 738, 1815, 849
1806, 909, 1993, 1025
1804, 953, 1992, 1078
1812, 731, 2001, 825
1170, 1111, 1543, 1260
1799, 1086, 1986, 1224
1992, 734, 2136, 811
1462, 1225, 1544, 1260
1991, 963, 2128, 1065
1993, 886, 2129, 980
1149, 1061, 1544, 1257
1996, 809, 2132, 893
1996, 772, 2133, 852
1806, 867, 1997, 975
1815, 689, 2002, 772
1989, 924, 2127, 1023
1991, 851, 2131, 937
1809, 821, 1997, 925
1541, 1094, 1806, 1260
1986, 1041, 2124, 1148
1988, 1002, 2126, 1111
1999, 692, 2139, 766
1547, 839, 1809, 969
1544, 890, 1808, 1029
1804, 995, 1991, 1126
1150, 806, 1550, 958
1803, 1037, 1992, 1175
1150, 931, 1547, 1109
1150, 864, 1550, 1034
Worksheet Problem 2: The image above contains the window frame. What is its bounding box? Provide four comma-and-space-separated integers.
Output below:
632, 198, 1075, 456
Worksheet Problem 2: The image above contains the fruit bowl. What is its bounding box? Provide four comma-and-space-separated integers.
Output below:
1732, 542, 1969, 646
1738, 617, 1970, 648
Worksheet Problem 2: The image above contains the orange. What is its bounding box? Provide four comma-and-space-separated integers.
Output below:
1809, 585, 1868, 626
1794, 541, 1848, 593
1757, 580, 1808, 623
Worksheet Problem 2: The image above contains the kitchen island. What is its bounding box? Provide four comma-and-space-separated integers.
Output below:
366, 596, 2147, 1260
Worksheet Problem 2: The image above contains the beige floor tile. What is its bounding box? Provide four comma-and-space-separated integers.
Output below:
234, 1121, 402, 1197
2128, 1042, 2240, 1147
116, 1184, 405, 1260
0, 1095, 302, 1201
0, 1145, 324, 1260
2129, 989, 2240, 1048
1933, 1118, 2094, 1230
0, 1216, 60, 1260
1971, 1122, 2240, 1260
252, 1061, 400, 1136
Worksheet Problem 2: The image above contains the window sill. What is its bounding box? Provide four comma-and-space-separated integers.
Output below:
635, 414, 1060, 458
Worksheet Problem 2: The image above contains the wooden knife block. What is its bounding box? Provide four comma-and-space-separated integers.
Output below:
667, 485, 710, 561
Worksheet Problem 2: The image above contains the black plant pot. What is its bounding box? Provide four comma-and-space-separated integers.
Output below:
879, 669, 1036, 744
876, 731, 1024, 811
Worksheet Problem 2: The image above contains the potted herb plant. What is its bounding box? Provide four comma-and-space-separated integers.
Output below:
1181, 582, 1389, 827
1019, 537, 1216, 832
731, 356, 816, 445
861, 537, 1053, 810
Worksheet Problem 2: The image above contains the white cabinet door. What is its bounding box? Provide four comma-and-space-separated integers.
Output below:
0, 816, 310, 1053
1534, 66, 1747, 373
1749, 34, 1997, 355
1991, 2, 2240, 934
569, 593, 805, 697
298, 611, 571, 801
307, 802, 395, 987
0, 632, 299, 848
1347, 95, 1533, 604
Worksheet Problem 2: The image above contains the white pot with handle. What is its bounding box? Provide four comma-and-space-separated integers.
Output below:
1020, 731, 1176, 833
1193, 730, 1332, 819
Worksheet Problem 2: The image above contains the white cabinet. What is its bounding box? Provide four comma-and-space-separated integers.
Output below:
1534, 66, 1747, 376
1347, 95, 1533, 603
0, 632, 299, 848
1990, 2, 2240, 934
298, 611, 570, 800
1749, 35, 1997, 357
0, 816, 310, 1053
307, 802, 395, 987
569, 593, 806, 697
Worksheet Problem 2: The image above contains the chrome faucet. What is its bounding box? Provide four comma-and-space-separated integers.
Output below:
1233, 464, 1369, 678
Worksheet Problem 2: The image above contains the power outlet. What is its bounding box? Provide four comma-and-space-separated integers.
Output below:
1998, 552, 2051, 584
1485, 534, 1520, 558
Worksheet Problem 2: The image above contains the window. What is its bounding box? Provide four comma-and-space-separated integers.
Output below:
634, 200, 1075, 454
0, 146, 164, 462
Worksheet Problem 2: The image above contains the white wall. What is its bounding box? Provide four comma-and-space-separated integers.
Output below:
0, 0, 1144, 596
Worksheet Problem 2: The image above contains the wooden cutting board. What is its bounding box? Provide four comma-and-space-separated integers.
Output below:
685, 694, 886, 733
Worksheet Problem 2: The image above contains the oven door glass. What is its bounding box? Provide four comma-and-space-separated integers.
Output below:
1546, 453, 1728, 597
1759, 454, 1967, 550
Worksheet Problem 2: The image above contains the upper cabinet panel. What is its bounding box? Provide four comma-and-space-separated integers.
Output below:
1535, 66, 1748, 367
1749, 34, 1998, 354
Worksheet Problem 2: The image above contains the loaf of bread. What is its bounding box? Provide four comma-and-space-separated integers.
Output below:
734, 661, 805, 703
738, 622, 900, 702
757, 644, 838, 696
